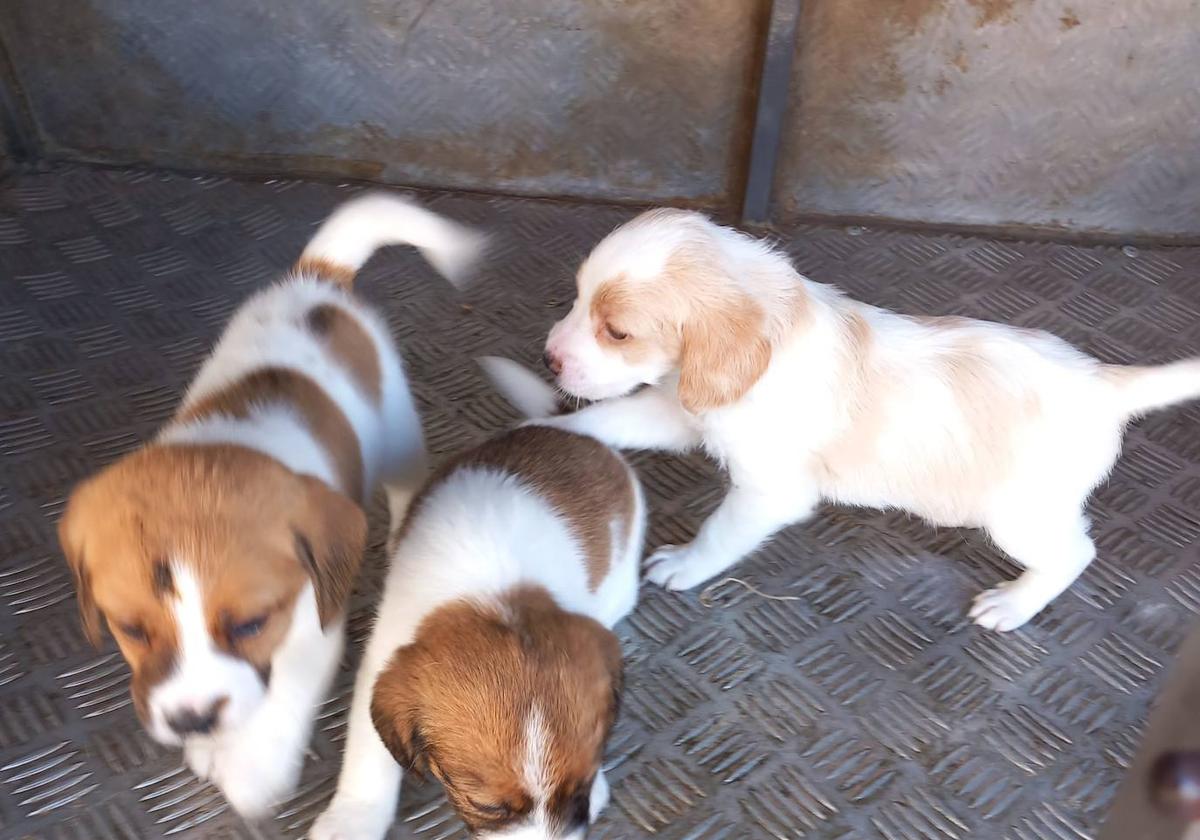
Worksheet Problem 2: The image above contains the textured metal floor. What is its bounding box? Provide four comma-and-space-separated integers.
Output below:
1, 165, 1199, 840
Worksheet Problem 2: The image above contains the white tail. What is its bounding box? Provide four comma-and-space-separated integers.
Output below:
478, 357, 560, 419
1105, 358, 1200, 417
298, 192, 485, 286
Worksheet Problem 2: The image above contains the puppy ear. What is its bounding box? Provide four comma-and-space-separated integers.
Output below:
293, 475, 367, 628
677, 294, 772, 413
58, 488, 104, 647
370, 646, 429, 776
557, 612, 625, 739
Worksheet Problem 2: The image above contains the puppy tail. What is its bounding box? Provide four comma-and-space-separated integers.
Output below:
1104, 358, 1200, 418
478, 356, 562, 419
296, 192, 485, 288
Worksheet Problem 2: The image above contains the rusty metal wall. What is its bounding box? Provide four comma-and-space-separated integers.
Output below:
0, 0, 766, 207
774, 0, 1200, 239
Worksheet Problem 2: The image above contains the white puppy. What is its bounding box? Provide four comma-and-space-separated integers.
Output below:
58, 193, 481, 816
310, 359, 643, 840
540, 209, 1200, 631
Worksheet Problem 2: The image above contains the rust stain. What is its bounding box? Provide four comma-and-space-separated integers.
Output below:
1060, 10, 1081, 29
951, 45, 970, 72
966, 0, 1028, 27
790, 0, 946, 184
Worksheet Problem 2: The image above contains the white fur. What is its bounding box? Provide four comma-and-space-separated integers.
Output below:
310, 452, 643, 840
543, 210, 1200, 632
183, 580, 342, 818
145, 193, 480, 815
149, 564, 264, 745
301, 192, 486, 285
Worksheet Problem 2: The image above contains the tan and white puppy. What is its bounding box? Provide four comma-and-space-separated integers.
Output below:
541, 209, 1200, 632
57, 193, 482, 816
310, 359, 643, 840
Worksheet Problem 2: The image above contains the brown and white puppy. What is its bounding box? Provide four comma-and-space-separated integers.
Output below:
310, 360, 644, 840
541, 208, 1200, 632
57, 194, 482, 816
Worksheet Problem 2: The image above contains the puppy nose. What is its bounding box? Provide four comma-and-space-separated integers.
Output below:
166, 697, 227, 736
543, 350, 563, 376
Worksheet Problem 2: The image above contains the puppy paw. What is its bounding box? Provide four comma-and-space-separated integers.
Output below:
309, 797, 394, 840
644, 544, 715, 591
588, 770, 610, 824
184, 737, 217, 781
969, 583, 1038, 632
209, 726, 305, 819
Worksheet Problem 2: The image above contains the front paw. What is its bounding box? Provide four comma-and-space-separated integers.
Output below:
589, 770, 610, 824
209, 727, 305, 819
644, 544, 719, 591
184, 737, 217, 781
309, 797, 394, 840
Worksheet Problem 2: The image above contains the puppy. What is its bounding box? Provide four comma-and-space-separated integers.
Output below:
57, 193, 482, 816
540, 209, 1200, 631
310, 359, 643, 840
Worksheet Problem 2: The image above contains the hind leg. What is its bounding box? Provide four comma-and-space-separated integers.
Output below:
970, 509, 1095, 632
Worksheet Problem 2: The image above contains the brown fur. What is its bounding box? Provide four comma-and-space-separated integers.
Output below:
305, 303, 382, 405
294, 256, 356, 287
57, 444, 366, 718
370, 585, 621, 835
403, 427, 634, 591
176, 367, 365, 503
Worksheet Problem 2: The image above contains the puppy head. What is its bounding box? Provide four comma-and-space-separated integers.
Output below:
544, 209, 787, 412
371, 587, 623, 839
58, 444, 365, 745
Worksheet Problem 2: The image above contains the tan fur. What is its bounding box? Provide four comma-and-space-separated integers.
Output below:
294, 256, 357, 287
585, 239, 804, 414
402, 427, 634, 591
370, 585, 621, 835
813, 315, 1042, 525
678, 292, 774, 413
57, 444, 366, 718
589, 281, 681, 367
177, 367, 365, 503
305, 303, 382, 405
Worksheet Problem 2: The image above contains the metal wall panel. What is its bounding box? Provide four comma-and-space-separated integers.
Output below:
774, 0, 1200, 238
0, 0, 767, 206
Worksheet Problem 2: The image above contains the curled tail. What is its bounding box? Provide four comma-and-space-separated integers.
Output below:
295, 192, 485, 287
478, 356, 562, 419
1103, 358, 1200, 418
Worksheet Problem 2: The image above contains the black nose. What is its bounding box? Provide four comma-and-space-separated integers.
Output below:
166, 699, 225, 736
542, 351, 562, 376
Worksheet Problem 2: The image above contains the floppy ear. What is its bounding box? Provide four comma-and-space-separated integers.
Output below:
58, 489, 104, 647
677, 294, 772, 413
370, 646, 429, 776
558, 612, 625, 738
594, 624, 624, 734
293, 475, 367, 628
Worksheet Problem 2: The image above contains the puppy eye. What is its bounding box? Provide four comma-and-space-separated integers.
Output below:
118, 622, 148, 643
229, 615, 267, 641
469, 799, 514, 818
605, 323, 629, 341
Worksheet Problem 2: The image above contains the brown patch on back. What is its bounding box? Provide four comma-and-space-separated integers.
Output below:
57, 444, 367, 718
294, 256, 356, 287
306, 303, 382, 404
370, 585, 621, 835
405, 427, 634, 591
176, 367, 364, 503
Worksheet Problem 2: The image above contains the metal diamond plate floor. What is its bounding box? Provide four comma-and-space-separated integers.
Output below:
1, 165, 1198, 840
